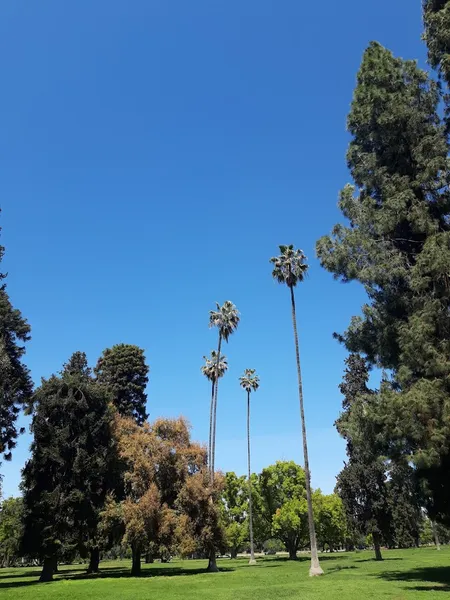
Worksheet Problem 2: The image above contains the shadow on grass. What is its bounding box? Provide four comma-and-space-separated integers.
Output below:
376, 566, 450, 592
325, 566, 358, 575
355, 557, 403, 563
0, 566, 111, 580
0, 564, 236, 589
261, 555, 347, 564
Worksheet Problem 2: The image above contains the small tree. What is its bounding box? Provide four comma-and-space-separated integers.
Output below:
313, 491, 347, 552
270, 246, 323, 576
0, 497, 23, 567
335, 354, 393, 560
239, 368, 259, 565
221, 472, 248, 558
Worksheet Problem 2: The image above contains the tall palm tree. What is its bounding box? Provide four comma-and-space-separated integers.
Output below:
201, 350, 228, 474
239, 368, 259, 566
208, 301, 240, 479
270, 244, 323, 576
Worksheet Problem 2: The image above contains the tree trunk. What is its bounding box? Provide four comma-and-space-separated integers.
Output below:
39, 557, 54, 582
289, 285, 323, 577
288, 545, 297, 560
432, 521, 441, 551
131, 547, 141, 576
373, 531, 383, 561
211, 335, 222, 480
208, 378, 215, 478
206, 548, 219, 572
145, 552, 154, 564
247, 390, 256, 565
51, 555, 58, 574
87, 547, 100, 573
230, 548, 238, 559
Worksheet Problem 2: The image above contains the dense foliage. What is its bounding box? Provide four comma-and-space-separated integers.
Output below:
21, 353, 118, 581
0, 219, 33, 483
0, 497, 23, 567
95, 344, 149, 425
317, 40, 450, 527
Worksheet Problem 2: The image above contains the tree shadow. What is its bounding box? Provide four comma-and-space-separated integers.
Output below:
0, 563, 236, 589
0, 566, 99, 580
325, 565, 358, 575
376, 566, 450, 592
355, 557, 403, 563
0, 580, 43, 590
261, 555, 346, 564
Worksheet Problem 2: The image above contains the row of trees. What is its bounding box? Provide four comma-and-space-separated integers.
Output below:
3, 455, 448, 569
20, 346, 152, 581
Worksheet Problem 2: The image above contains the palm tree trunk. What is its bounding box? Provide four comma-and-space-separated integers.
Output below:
211, 334, 222, 480
208, 379, 215, 478
289, 285, 323, 577
247, 390, 256, 565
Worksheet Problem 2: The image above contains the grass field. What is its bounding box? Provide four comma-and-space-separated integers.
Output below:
0, 547, 449, 599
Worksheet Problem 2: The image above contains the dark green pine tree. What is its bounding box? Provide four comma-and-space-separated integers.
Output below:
21, 352, 117, 582
95, 344, 149, 425
335, 354, 393, 560
0, 219, 33, 480
423, 1, 450, 117
317, 42, 450, 524
387, 462, 422, 549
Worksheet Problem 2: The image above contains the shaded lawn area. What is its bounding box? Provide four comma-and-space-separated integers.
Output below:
0, 547, 449, 599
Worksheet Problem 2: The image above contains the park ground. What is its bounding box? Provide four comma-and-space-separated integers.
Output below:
0, 547, 449, 599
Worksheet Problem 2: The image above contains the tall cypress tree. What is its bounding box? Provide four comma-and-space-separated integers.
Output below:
335, 354, 393, 560
95, 344, 149, 425
0, 218, 33, 480
21, 352, 117, 581
317, 42, 450, 523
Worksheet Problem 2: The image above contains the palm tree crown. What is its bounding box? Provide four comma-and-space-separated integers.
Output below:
201, 351, 228, 382
239, 369, 260, 393
270, 244, 308, 288
209, 300, 240, 342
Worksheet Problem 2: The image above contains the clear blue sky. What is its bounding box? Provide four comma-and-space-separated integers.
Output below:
1, 0, 426, 497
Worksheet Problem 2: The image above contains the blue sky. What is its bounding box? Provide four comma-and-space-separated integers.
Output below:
0, 0, 427, 497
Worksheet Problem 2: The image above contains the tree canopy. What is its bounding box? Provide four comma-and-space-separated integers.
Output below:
0, 218, 33, 479
95, 344, 149, 425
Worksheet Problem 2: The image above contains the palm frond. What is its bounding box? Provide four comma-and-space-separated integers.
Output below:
239, 368, 260, 393
270, 244, 308, 288
208, 300, 240, 342
201, 350, 228, 382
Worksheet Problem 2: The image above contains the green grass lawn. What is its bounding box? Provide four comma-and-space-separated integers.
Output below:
1, 547, 449, 599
